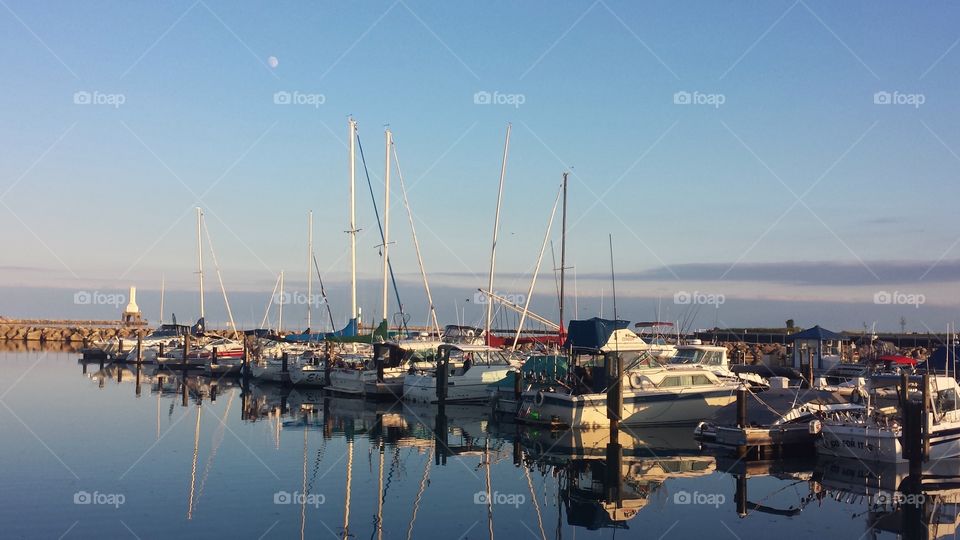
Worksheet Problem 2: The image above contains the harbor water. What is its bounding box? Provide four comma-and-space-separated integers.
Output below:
0, 349, 952, 539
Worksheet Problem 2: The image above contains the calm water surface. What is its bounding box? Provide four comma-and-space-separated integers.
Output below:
0, 350, 950, 539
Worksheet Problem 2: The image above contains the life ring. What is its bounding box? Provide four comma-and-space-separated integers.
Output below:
535, 390, 546, 406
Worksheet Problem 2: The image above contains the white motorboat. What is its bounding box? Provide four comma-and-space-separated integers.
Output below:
817, 373, 960, 463
403, 344, 520, 404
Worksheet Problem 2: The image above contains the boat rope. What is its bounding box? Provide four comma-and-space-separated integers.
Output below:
200, 214, 239, 339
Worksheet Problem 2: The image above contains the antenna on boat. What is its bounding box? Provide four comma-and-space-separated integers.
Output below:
486, 123, 511, 346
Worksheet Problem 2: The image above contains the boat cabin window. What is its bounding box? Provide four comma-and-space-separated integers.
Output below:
659, 374, 713, 387
937, 387, 960, 412
670, 348, 724, 366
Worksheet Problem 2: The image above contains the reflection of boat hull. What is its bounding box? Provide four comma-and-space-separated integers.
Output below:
521, 426, 700, 459
520, 387, 738, 429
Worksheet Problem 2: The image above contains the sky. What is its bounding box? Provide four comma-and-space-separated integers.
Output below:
1, 1, 959, 333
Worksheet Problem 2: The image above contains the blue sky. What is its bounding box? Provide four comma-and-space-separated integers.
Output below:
2, 1, 960, 332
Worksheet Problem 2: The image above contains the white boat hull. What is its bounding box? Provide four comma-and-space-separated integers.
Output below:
403, 366, 512, 404
518, 387, 738, 429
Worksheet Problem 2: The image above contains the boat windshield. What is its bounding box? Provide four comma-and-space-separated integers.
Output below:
450, 349, 509, 366
670, 348, 724, 366
622, 352, 662, 370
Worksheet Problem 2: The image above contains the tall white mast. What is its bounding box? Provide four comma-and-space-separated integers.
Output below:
381, 128, 392, 324
349, 117, 358, 324
485, 123, 511, 344
306, 210, 313, 331
196, 207, 205, 319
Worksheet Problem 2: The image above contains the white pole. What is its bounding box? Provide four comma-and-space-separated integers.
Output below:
486, 123, 511, 344
306, 210, 313, 331
349, 117, 358, 323
512, 184, 562, 350
279, 270, 284, 334
382, 129, 392, 324
393, 141, 441, 337
196, 207, 205, 319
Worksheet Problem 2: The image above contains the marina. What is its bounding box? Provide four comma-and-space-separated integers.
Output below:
4, 346, 960, 538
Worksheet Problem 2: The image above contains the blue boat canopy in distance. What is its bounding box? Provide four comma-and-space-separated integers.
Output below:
785, 325, 847, 342
284, 318, 359, 342
564, 318, 630, 352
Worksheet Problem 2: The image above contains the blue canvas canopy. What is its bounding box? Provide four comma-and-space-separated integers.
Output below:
564, 318, 630, 352
785, 325, 847, 342
283, 318, 359, 343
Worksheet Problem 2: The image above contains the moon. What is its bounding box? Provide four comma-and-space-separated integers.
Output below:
267, 56, 279, 69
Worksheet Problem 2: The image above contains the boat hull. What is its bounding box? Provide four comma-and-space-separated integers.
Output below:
518, 387, 738, 429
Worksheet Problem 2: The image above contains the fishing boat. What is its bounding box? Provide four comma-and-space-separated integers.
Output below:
816, 373, 960, 463
403, 343, 519, 404
517, 318, 740, 428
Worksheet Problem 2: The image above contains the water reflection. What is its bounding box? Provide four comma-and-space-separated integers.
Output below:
55, 355, 960, 538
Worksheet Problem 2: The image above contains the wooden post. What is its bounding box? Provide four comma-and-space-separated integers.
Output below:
136, 334, 143, 364
807, 348, 815, 389
922, 373, 930, 460
159, 342, 165, 358
281, 352, 288, 373
436, 348, 449, 403
606, 353, 623, 430
211, 346, 218, 366
324, 343, 332, 386
737, 387, 748, 429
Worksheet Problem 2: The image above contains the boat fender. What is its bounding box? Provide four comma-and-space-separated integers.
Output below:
535, 390, 546, 406
630, 373, 646, 389
809, 419, 822, 435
